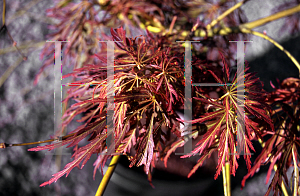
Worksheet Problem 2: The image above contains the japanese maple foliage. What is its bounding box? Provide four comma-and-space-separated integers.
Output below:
20, 0, 300, 195
29, 27, 187, 186
166, 52, 273, 180
29, 26, 274, 188
242, 77, 300, 196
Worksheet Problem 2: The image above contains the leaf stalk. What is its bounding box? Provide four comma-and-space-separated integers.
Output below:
222, 161, 231, 196
95, 155, 121, 196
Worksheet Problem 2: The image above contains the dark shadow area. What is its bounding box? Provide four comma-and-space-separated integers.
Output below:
247, 35, 300, 92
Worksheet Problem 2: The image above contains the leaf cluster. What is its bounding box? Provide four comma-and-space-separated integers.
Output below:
25, 1, 300, 195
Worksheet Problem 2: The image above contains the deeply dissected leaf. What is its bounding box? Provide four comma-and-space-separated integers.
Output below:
242, 77, 300, 196
185, 51, 272, 180
21, 1, 300, 195
39, 134, 106, 186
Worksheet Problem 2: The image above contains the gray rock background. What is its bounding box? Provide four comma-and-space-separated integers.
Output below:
0, 1, 101, 196
0, 0, 299, 196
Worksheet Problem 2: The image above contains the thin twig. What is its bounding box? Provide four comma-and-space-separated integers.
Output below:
168, 15, 177, 34
6, 0, 42, 25
206, 0, 248, 30
0, 133, 76, 148
2, 0, 5, 25
241, 4, 300, 30
191, 4, 300, 37
274, 164, 290, 196
0, 41, 45, 55
5, 28, 27, 60
0, 40, 45, 89
95, 155, 121, 196
1, 0, 28, 60
0, 56, 23, 88
241, 28, 300, 75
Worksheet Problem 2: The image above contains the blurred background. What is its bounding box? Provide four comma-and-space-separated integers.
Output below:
0, 0, 299, 195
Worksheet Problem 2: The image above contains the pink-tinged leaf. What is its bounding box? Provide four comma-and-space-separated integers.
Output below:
28, 135, 75, 152
207, 69, 223, 85
244, 137, 255, 171
141, 47, 161, 64
225, 97, 230, 132
164, 137, 186, 167
93, 53, 107, 64
111, 27, 127, 50
129, 114, 155, 174
215, 129, 229, 180
39, 136, 105, 186
241, 131, 279, 189
265, 154, 280, 185
191, 109, 225, 124
93, 154, 111, 179
147, 170, 155, 188
244, 103, 273, 128
193, 97, 224, 108
117, 128, 137, 154
130, 130, 154, 174
187, 147, 216, 178
229, 135, 239, 176
219, 51, 230, 81
156, 77, 163, 93
193, 116, 225, 156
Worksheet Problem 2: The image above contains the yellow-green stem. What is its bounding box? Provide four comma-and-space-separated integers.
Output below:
222, 161, 231, 196
95, 155, 121, 196
282, 181, 289, 196
240, 28, 300, 75
193, 4, 300, 37
274, 164, 289, 196
241, 4, 300, 30
206, 0, 248, 30
2, 0, 5, 26
258, 138, 289, 196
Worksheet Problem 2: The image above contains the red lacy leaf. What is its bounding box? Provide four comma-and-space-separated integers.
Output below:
164, 137, 186, 167
39, 135, 106, 186
129, 127, 155, 174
